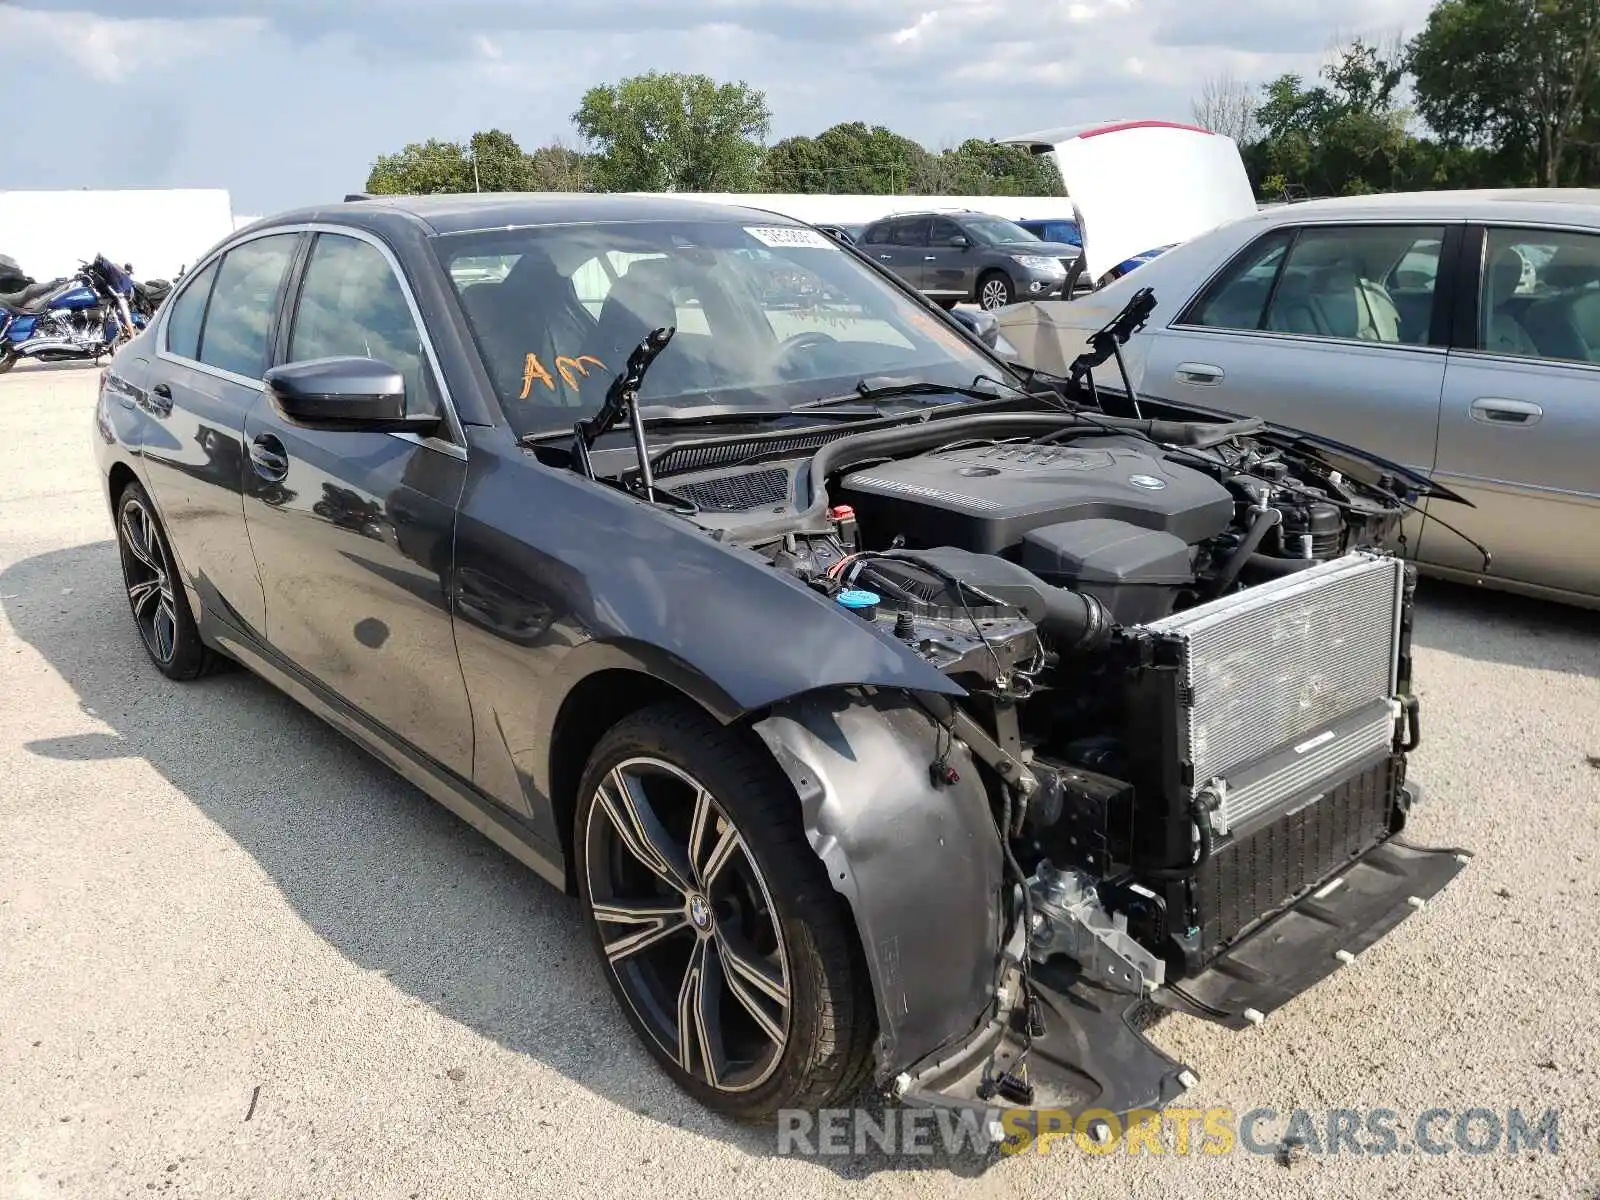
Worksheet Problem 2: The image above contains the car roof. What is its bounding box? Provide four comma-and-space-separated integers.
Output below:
1244, 188, 1600, 229
252, 191, 813, 236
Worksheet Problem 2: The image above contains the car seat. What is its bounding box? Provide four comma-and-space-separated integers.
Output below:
584, 259, 682, 393
1483, 247, 1540, 356
461, 251, 597, 406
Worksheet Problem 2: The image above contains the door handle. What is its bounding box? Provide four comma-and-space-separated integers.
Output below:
878, 254, 893, 261
1176, 362, 1225, 385
249, 433, 289, 482
1469, 397, 1542, 426
924, 256, 938, 261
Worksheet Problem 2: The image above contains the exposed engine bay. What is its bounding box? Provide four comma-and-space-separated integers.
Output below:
558, 292, 1470, 1121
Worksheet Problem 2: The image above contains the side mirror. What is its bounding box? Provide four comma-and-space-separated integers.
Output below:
263, 357, 439, 433
948, 233, 971, 249
947, 307, 1000, 349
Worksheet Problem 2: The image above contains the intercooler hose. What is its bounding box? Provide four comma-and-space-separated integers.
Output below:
1207, 505, 1281, 599
1245, 552, 1318, 576
1045, 587, 1112, 652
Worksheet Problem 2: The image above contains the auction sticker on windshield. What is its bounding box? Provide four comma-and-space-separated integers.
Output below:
745, 226, 833, 249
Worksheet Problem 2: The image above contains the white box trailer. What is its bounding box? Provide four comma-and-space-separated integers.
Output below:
0, 188, 236, 284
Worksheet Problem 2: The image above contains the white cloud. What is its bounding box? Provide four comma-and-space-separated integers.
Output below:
890, 11, 938, 45
0, 0, 1432, 211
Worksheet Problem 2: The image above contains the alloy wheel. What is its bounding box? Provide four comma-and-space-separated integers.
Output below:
584, 756, 792, 1093
118, 498, 178, 664
980, 278, 1011, 310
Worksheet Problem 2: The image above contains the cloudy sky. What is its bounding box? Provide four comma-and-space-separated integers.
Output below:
2, 0, 1435, 215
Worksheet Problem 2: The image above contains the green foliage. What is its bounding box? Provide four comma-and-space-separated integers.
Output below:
757, 123, 1061, 196
1234, 34, 1529, 199
365, 130, 594, 195
759, 122, 928, 193
1408, 0, 1600, 185
573, 71, 771, 192
366, 137, 475, 194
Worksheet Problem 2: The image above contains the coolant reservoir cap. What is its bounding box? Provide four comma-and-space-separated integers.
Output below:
835, 589, 880, 610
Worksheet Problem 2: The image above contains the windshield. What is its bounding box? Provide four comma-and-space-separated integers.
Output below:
962, 216, 1040, 246
434, 219, 1001, 438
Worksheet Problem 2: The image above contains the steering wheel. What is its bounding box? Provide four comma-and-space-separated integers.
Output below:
774, 330, 838, 371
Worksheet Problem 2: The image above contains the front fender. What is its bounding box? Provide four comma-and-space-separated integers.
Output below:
753, 689, 1005, 1079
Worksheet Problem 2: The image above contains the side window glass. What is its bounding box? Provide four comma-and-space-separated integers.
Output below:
163, 259, 219, 360
1263, 225, 1444, 345
861, 223, 889, 245
891, 219, 930, 248
1482, 228, 1600, 364
929, 218, 963, 245
1181, 229, 1294, 331
289, 234, 433, 410
198, 234, 298, 379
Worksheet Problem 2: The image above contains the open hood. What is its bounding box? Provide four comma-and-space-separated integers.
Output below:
997, 120, 1257, 282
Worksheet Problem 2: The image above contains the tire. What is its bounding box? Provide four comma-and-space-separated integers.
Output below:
934, 298, 958, 311
976, 271, 1013, 311
114, 481, 219, 681
575, 701, 876, 1121
0, 346, 15, 375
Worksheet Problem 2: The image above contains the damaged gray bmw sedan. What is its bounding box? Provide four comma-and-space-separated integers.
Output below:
92, 193, 1469, 1131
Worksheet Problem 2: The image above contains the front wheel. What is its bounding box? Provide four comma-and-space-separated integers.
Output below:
977, 271, 1013, 311
575, 702, 876, 1121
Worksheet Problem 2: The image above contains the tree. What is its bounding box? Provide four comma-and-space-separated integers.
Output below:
366, 137, 475, 194
1248, 38, 1423, 197
759, 122, 930, 192
465, 129, 536, 191
1192, 71, 1260, 145
526, 140, 593, 191
917, 139, 1064, 196
573, 72, 771, 192
1409, 0, 1600, 186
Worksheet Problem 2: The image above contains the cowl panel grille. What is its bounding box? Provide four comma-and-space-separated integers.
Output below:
673, 468, 791, 512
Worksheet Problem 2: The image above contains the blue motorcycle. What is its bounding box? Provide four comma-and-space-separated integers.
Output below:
0, 254, 146, 374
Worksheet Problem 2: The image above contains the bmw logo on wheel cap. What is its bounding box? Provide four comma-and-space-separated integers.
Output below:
1129, 474, 1166, 490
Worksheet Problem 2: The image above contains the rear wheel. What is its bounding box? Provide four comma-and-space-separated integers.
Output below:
0, 346, 15, 375
977, 271, 1013, 311
575, 702, 876, 1121
114, 482, 218, 681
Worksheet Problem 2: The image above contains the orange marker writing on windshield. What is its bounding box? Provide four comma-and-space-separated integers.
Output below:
555, 354, 605, 389
520, 353, 555, 399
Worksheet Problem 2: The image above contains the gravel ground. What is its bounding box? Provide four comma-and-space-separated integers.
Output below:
2, 361, 1596, 1199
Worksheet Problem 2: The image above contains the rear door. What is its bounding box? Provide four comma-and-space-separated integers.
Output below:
141, 231, 302, 636
1431, 224, 1600, 599
239, 228, 475, 774
1140, 222, 1458, 477
863, 217, 930, 290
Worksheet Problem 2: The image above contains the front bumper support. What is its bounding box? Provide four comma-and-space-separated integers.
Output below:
898, 834, 1469, 1127
1155, 837, 1470, 1029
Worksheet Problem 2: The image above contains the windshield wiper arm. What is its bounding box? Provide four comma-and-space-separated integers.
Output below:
572, 326, 675, 499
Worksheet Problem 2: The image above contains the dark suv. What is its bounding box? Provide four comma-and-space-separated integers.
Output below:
856, 211, 1080, 310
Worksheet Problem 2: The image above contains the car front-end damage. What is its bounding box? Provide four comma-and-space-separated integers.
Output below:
560, 296, 1471, 1134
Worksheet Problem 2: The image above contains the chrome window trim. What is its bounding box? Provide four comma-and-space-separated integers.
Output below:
1161, 326, 1451, 356
1168, 218, 1460, 338
153, 222, 468, 462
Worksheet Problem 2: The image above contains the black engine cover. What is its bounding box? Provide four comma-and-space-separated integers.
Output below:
838, 439, 1235, 555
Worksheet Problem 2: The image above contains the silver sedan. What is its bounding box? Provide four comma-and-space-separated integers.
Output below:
1000, 189, 1600, 610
